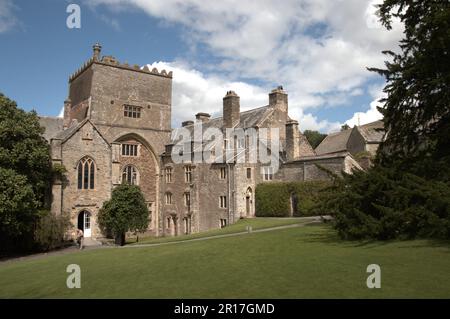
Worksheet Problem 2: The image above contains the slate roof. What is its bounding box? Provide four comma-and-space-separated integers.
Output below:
314, 128, 352, 155
357, 120, 384, 143
315, 120, 385, 155
39, 116, 64, 141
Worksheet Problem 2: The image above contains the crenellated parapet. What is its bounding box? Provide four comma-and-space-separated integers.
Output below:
69, 43, 173, 82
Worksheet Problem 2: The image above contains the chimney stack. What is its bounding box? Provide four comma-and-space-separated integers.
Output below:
223, 91, 240, 128
269, 85, 288, 113
182, 120, 194, 127
285, 120, 300, 160
195, 112, 211, 123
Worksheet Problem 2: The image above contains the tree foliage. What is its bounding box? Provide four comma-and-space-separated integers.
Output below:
0, 168, 38, 238
369, 0, 450, 161
34, 210, 72, 251
326, 1, 450, 240
0, 93, 52, 205
303, 130, 327, 149
98, 184, 149, 246
323, 163, 450, 240
0, 93, 53, 254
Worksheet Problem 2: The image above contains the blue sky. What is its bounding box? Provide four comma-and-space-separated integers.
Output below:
0, 0, 403, 132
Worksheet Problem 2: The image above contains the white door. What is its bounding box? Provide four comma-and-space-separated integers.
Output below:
83, 212, 91, 238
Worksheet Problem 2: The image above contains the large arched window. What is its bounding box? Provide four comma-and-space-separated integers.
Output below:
77, 157, 95, 190
122, 165, 139, 185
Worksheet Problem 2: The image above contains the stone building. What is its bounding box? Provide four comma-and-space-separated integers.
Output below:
40, 45, 366, 240
315, 121, 385, 168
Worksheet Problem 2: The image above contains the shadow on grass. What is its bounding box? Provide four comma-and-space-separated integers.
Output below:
299, 223, 450, 250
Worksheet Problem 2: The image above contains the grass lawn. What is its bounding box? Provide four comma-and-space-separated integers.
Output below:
127, 217, 313, 245
0, 224, 449, 298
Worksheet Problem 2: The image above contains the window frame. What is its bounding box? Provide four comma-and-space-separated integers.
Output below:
122, 165, 139, 185
123, 104, 142, 118
121, 143, 139, 157
165, 192, 173, 205
77, 157, 95, 190
165, 167, 173, 183
184, 165, 192, 183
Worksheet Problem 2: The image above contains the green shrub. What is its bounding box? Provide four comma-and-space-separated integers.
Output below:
34, 211, 72, 251
255, 182, 290, 217
323, 163, 450, 240
255, 181, 332, 217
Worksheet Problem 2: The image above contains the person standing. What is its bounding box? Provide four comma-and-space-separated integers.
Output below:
76, 229, 84, 250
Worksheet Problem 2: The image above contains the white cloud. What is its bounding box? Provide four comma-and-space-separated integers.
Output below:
58, 106, 64, 118
0, 0, 18, 33
88, 0, 402, 131
147, 61, 341, 133
345, 83, 385, 127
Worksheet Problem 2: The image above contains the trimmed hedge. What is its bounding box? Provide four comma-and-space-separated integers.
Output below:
255, 181, 331, 217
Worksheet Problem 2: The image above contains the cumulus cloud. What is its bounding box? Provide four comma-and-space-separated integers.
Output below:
0, 0, 19, 33
147, 61, 341, 133
88, 0, 402, 131
345, 83, 385, 127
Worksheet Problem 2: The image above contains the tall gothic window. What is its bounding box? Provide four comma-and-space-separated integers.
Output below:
77, 157, 95, 190
122, 165, 139, 185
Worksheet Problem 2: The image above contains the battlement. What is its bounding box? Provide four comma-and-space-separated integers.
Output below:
69, 43, 173, 82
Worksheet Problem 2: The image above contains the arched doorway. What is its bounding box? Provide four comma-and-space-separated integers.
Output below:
77, 210, 92, 238
245, 188, 253, 217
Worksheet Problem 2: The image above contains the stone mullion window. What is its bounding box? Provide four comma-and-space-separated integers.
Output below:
77, 157, 95, 190
122, 165, 139, 185
165, 167, 173, 183
184, 166, 192, 183
123, 105, 141, 118
122, 144, 138, 156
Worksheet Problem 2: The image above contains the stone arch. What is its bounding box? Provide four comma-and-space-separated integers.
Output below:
77, 209, 93, 238
113, 132, 161, 236
112, 132, 160, 170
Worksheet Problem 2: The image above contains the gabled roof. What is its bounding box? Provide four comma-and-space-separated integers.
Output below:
315, 120, 386, 155
315, 128, 352, 155
356, 120, 384, 143
52, 118, 110, 146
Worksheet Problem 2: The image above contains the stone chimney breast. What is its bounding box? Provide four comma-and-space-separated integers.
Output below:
223, 91, 240, 128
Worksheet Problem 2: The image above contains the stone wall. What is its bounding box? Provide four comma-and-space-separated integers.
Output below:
59, 121, 112, 239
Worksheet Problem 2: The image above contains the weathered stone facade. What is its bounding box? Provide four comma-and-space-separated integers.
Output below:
40, 45, 365, 240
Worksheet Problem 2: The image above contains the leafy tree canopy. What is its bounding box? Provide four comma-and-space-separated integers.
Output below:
0, 93, 52, 205
0, 167, 38, 238
98, 184, 149, 245
303, 130, 327, 149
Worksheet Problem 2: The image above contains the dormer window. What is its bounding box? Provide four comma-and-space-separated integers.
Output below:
124, 105, 141, 118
